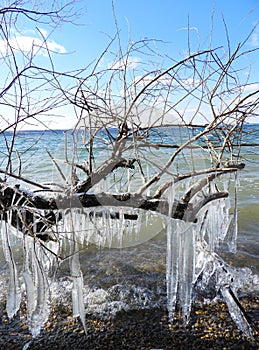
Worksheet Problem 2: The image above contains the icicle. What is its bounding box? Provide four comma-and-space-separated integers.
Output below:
23, 236, 35, 319
94, 208, 106, 248
133, 209, 142, 240
222, 174, 229, 192
146, 163, 150, 196
31, 248, 50, 336
127, 168, 131, 192
220, 197, 231, 240
193, 240, 208, 284
168, 181, 175, 213
167, 182, 195, 323
0, 213, 3, 232
1, 222, 21, 319
166, 218, 179, 321
220, 286, 253, 338
109, 208, 123, 248
23, 237, 50, 338
126, 211, 135, 243
102, 209, 109, 247
197, 195, 232, 253
227, 185, 238, 253
22, 340, 32, 350
166, 217, 196, 324
178, 222, 195, 324
77, 209, 85, 245
23, 270, 35, 318
166, 184, 178, 322
70, 241, 87, 334
81, 209, 87, 245
197, 209, 208, 241
226, 215, 237, 253
85, 210, 94, 246
209, 202, 219, 251
201, 256, 217, 289
106, 209, 113, 248
118, 208, 124, 248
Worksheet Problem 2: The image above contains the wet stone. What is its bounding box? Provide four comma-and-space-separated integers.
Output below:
0, 295, 258, 349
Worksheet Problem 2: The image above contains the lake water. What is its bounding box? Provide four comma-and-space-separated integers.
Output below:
0, 125, 258, 323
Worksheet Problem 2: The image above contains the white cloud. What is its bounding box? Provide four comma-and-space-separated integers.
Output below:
134, 74, 173, 88
37, 28, 49, 38
250, 32, 259, 46
243, 83, 259, 92
177, 26, 199, 33
181, 78, 201, 87
134, 74, 200, 89
110, 56, 141, 70
0, 31, 66, 57
249, 23, 259, 47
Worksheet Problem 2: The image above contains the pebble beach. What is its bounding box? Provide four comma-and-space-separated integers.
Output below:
0, 295, 258, 350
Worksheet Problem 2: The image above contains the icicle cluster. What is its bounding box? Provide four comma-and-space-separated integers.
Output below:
0, 176, 256, 340
0, 205, 162, 338
57, 207, 161, 249
165, 179, 254, 338
1, 221, 51, 337
167, 219, 195, 323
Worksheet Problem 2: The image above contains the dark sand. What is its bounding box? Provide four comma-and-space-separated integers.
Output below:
0, 295, 258, 350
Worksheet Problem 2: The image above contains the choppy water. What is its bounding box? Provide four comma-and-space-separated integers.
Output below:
0, 125, 258, 317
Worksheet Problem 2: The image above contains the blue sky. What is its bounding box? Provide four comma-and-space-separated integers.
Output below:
1, 0, 259, 129
54, 1, 259, 71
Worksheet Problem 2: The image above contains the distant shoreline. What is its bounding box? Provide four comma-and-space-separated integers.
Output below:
1, 122, 259, 134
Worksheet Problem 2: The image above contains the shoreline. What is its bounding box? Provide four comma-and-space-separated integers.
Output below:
0, 295, 258, 349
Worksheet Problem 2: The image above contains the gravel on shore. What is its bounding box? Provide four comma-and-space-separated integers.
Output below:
0, 295, 258, 350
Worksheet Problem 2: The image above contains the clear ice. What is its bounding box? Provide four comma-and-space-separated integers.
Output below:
165, 180, 256, 337
1, 220, 21, 319
23, 235, 50, 337
0, 175, 257, 339
69, 237, 87, 334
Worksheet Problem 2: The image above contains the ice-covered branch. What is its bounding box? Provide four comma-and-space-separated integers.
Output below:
154, 163, 245, 199
0, 179, 231, 243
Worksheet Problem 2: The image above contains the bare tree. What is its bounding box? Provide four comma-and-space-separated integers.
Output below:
0, 0, 81, 178
0, 2, 258, 340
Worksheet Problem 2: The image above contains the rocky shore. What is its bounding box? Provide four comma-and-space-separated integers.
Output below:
0, 295, 258, 350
